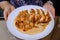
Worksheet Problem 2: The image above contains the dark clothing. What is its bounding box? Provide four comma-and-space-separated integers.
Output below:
10, 0, 44, 8
0, 0, 4, 2
51, 0, 60, 16
0, 0, 60, 16
10, 0, 60, 16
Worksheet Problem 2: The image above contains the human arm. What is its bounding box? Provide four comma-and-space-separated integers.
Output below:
0, 1, 15, 21
43, 1, 55, 18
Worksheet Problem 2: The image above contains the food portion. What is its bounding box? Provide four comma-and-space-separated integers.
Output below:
14, 9, 51, 35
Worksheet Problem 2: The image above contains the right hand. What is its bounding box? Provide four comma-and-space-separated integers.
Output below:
4, 5, 15, 21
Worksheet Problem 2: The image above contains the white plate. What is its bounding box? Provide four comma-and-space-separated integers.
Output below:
6, 5, 54, 39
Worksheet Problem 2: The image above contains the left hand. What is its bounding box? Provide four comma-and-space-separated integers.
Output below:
43, 3, 55, 18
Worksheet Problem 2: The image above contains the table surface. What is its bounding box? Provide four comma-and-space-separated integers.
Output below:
0, 17, 60, 40
0, 20, 20, 40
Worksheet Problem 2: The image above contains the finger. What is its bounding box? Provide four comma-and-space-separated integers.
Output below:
4, 9, 8, 21
0, 1, 10, 9
51, 6, 55, 18
4, 6, 11, 21
43, 4, 55, 18
11, 6, 15, 12
48, 5, 55, 18
51, 8, 55, 18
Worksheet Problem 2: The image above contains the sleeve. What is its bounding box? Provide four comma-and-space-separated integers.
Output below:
42, 0, 50, 5
0, 0, 10, 2
0, 0, 3, 2
43, 0, 60, 16
0, 0, 5, 2
51, 0, 60, 16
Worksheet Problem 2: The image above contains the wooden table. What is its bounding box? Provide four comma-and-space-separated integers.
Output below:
41, 17, 60, 40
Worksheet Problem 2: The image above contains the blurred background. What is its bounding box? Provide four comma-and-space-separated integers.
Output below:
0, 0, 60, 40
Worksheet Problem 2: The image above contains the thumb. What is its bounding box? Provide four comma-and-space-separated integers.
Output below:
11, 6, 15, 12
4, 10, 8, 21
4, 6, 11, 21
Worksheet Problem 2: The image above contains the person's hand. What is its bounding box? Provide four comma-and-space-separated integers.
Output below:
4, 5, 15, 21
43, 3, 55, 18
0, 1, 10, 9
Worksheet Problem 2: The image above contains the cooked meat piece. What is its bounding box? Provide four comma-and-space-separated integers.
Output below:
15, 9, 51, 32
19, 22, 24, 29
29, 9, 35, 21
35, 9, 41, 21
29, 13, 35, 21
23, 24, 30, 31
15, 21, 19, 28
29, 22, 34, 28
39, 9, 46, 22
30, 9, 35, 13
45, 11, 51, 22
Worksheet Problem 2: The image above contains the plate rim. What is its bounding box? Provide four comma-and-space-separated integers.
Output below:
6, 5, 54, 39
